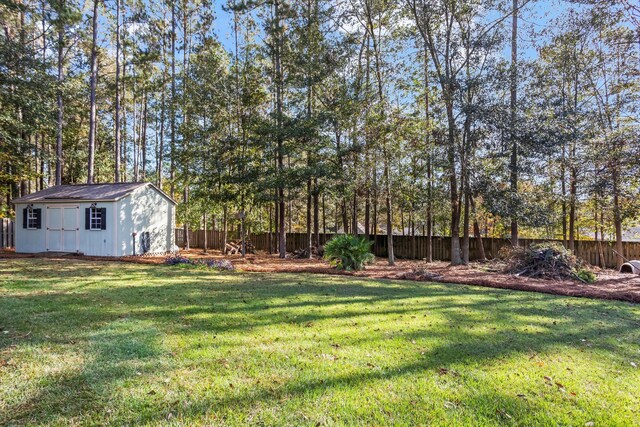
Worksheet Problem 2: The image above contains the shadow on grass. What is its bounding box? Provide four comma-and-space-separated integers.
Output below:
1, 259, 639, 424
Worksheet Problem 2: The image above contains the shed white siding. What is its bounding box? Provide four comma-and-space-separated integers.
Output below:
116, 185, 176, 256
14, 183, 175, 256
14, 202, 47, 253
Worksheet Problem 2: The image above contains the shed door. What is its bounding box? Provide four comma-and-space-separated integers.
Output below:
47, 206, 79, 252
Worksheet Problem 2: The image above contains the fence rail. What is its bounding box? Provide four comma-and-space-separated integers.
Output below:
175, 229, 640, 269
1, 219, 14, 249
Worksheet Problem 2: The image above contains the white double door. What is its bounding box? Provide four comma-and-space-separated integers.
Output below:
47, 205, 79, 252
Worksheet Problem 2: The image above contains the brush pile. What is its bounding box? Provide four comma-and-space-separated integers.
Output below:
291, 245, 324, 259
225, 239, 254, 255
500, 242, 595, 283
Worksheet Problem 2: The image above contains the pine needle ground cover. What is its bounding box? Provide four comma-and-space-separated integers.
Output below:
1, 259, 639, 426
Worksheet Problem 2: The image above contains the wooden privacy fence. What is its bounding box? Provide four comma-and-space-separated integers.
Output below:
1, 219, 14, 249
175, 228, 238, 250
175, 229, 640, 269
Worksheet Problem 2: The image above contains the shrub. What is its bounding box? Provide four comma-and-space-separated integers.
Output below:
575, 268, 596, 283
323, 235, 374, 271
165, 255, 192, 265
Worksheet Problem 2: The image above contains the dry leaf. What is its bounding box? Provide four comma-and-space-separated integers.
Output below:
496, 409, 512, 419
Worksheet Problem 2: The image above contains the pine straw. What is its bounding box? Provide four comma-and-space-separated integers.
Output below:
2, 249, 640, 303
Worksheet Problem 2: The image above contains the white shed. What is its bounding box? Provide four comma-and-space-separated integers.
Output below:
13, 182, 177, 256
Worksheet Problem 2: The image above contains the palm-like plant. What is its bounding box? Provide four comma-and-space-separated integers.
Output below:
324, 235, 375, 271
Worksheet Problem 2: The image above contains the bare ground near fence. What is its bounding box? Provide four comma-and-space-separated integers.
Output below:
176, 229, 640, 269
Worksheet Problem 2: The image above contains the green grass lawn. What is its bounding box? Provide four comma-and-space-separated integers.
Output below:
1, 259, 639, 426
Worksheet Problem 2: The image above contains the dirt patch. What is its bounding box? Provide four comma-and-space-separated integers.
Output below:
2, 248, 639, 303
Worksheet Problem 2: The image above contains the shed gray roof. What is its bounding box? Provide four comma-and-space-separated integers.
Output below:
13, 182, 177, 205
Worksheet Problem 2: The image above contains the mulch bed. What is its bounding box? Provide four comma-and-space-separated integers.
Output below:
2, 249, 640, 304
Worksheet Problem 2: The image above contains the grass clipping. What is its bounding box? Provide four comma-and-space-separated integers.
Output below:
499, 242, 596, 283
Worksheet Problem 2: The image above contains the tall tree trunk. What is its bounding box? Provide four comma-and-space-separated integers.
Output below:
613, 165, 623, 269
411, 214, 416, 259
158, 12, 167, 187
364, 188, 370, 239
306, 177, 312, 258
183, 187, 189, 250
341, 199, 348, 233
169, 0, 176, 196
273, 196, 278, 253
509, 0, 519, 246
313, 178, 319, 245
268, 201, 273, 254
384, 158, 394, 265
561, 144, 567, 246
40, 0, 46, 189
141, 91, 148, 180
132, 74, 138, 182
446, 104, 462, 265
569, 159, 577, 251
203, 213, 207, 252
322, 193, 326, 235
470, 195, 486, 261
274, 0, 286, 258
352, 191, 358, 235
154, 111, 159, 184
114, 0, 121, 182
364, 1, 393, 264
222, 204, 228, 255
121, 2, 127, 182
424, 43, 433, 263
87, 0, 99, 184
462, 187, 470, 263
372, 178, 377, 238
55, 7, 64, 186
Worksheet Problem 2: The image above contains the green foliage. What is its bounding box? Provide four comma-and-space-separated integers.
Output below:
575, 268, 596, 284
323, 234, 374, 271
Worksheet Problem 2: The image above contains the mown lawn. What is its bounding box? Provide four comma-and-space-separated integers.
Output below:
0, 259, 639, 426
